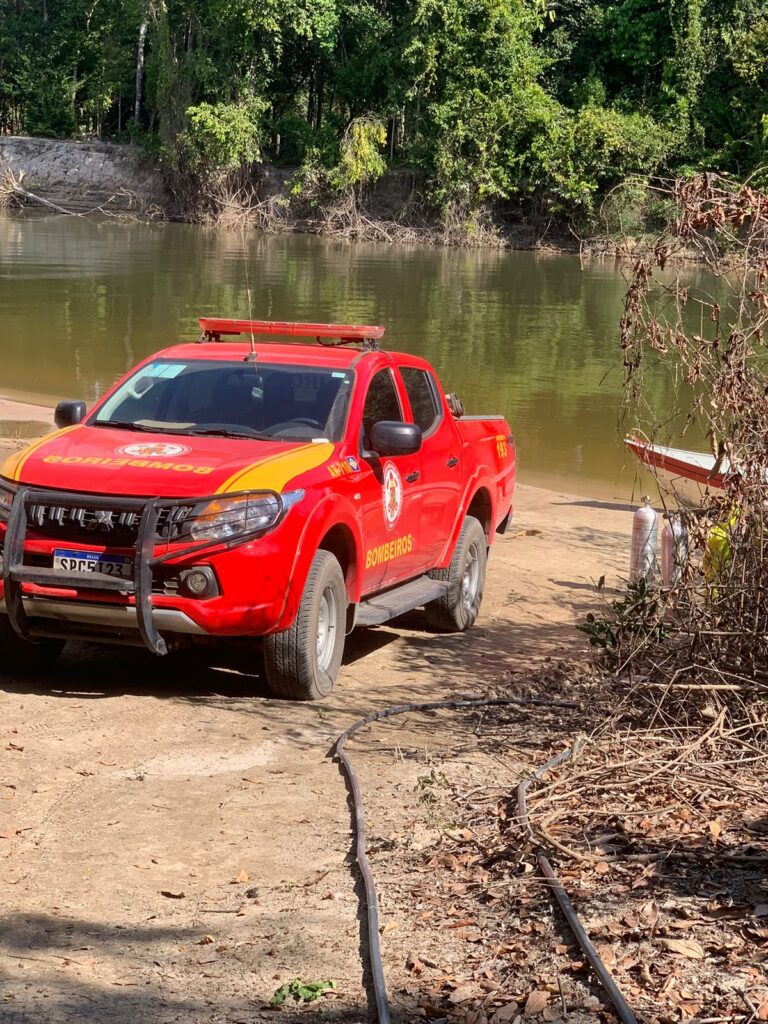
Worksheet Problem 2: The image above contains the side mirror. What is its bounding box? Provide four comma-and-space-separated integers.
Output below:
54, 400, 87, 429
370, 421, 422, 457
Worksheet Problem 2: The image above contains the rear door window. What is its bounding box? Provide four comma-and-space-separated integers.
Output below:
361, 369, 403, 450
401, 367, 441, 435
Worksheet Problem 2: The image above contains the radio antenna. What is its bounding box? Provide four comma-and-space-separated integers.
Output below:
243, 236, 257, 363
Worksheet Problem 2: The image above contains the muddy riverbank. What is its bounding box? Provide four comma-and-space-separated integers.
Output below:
0, 438, 630, 1022
0, 136, 170, 216
0, 136, 588, 252
0, 381, 639, 1022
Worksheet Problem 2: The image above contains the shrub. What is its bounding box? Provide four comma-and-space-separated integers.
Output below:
176, 100, 265, 175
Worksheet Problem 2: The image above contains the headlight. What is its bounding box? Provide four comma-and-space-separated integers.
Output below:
0, 478, 17, 525
189, 489, 303, 543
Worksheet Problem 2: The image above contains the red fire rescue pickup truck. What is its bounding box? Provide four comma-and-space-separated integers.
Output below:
0, 319, 515, 699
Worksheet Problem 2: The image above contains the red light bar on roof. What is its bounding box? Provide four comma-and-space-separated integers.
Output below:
197, 317, 385, 345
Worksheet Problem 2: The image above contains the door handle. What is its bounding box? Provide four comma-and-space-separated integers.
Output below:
446, 456, 459, 468
405, 471, 420, 483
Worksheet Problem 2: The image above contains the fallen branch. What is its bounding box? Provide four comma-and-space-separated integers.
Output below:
1, 167, 123, 217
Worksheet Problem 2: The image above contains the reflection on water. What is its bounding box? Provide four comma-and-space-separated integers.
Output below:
0, 212, 706, 498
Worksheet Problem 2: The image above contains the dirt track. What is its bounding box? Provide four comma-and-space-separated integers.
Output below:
0, 483, 632, 1023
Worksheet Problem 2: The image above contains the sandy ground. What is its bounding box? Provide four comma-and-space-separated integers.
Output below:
0, 399, 55, 423
0, 426, 634, 1023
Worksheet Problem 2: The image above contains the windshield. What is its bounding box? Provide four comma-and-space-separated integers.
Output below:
92, 360, 355, 442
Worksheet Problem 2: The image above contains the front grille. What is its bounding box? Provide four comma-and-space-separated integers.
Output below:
26, 502, 196, 546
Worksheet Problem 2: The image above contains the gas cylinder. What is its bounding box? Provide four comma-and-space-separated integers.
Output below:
661, 515, 688, 587
630, 497, 658, 583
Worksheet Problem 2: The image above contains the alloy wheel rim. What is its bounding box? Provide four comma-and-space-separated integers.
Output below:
316, 586, 337, 672
461, 542, 480, 613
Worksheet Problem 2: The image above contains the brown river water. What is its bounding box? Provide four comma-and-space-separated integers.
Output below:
0, 212, 690, 500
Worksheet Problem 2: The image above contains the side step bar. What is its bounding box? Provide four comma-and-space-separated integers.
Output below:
356, 575, 450, 627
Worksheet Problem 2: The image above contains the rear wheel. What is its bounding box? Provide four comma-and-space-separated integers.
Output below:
263, 550, 347, 700
0, 614, 65, 675
425, 515, 487, 632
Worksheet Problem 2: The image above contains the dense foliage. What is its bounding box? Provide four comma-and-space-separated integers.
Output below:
1, 0, 766, 221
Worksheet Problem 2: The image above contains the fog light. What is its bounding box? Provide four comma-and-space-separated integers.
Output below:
179, 567, 217, 598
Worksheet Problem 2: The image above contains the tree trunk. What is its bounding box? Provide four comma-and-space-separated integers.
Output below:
134, 15, 148, 124
314, 73, 323, 131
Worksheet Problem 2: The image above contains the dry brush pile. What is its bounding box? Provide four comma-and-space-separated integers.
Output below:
367, 668, 768, 1024
610, 173, 768, 703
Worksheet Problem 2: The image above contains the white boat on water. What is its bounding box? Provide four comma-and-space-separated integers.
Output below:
624, 436, 729, 505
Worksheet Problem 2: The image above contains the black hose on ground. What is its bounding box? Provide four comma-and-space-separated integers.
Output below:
517, 752, 638, 1024
333, 695, 578, 1024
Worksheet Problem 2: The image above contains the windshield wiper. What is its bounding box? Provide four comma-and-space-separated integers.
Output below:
184, 426, 270, 440
92, 420, 174, 433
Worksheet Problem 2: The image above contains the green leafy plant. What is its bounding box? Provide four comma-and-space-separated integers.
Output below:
330, 115, 387, 193
177, 100, 265, 174
578, 579, 668, 650
270, 979, 336, 1007
414, 768, 449, 805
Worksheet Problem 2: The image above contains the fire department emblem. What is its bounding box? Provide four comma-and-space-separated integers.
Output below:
115, 442, 191, 458
382, 462, 403, 529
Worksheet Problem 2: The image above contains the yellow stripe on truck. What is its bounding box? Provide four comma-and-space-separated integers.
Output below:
0, 426, 79, 482
217, 442, 335, 494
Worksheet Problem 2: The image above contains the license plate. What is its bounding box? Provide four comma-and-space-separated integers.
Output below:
53, 548, 133, 579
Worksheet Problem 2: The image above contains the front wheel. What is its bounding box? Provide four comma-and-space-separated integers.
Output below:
263, 550, 347, 700
0, 614, 65, 675
425, 515, 487, 632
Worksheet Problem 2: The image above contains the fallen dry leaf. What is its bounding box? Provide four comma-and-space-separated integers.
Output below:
659, 937, 705, 959
198, 935, 214, 945
448, 985, 476, 1004
524, 990, 550, 1014
678, 1001, 702, 1018
709, 820, 723, 840
159, 890, 185, 899
757, 1001, 768, 1021
491, 1003, 518, 1022
302, 869, 330, 887
406, 956, 424, 976
232, 869, 250, 884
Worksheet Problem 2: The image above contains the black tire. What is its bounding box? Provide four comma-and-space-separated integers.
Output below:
425, 515, 487, 632
263, 550, 346, 700
0, 614, 65, 675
